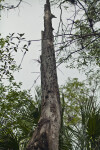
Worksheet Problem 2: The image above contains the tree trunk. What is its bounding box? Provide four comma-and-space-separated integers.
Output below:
26, 0, 61, 150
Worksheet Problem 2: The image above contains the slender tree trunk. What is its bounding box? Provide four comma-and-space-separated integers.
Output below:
26, 0, 61, 149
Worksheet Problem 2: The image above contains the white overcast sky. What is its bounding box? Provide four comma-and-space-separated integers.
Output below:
0, 0, 86, 95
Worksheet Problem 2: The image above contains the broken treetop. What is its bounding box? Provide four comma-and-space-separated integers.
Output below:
44, 0, 55, 40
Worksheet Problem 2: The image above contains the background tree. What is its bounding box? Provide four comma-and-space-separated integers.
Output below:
0, 84, 41, 150
59, 74, 100, 150
0, 8, 39, 150
51, 0, 100, 72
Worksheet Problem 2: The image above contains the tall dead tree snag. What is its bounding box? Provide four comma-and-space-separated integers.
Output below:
26, 0, 61, 149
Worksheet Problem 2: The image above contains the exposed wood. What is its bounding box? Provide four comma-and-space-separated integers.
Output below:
26, 0, 61, 149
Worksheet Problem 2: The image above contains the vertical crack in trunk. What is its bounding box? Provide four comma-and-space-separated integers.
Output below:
26, 0, 61, 150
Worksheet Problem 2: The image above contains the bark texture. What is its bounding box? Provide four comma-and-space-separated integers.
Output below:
26, 0, 61, 150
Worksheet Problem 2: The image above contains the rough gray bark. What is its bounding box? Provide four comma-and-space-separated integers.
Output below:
26, 0, 61, 150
